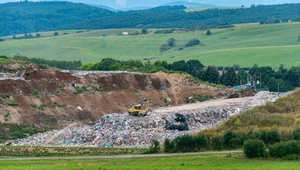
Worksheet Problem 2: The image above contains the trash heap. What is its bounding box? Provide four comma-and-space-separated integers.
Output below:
12, 91, 279, 148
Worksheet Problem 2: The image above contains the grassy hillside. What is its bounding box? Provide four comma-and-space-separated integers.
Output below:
0, 22, 300, 67
207, 89, 300, 138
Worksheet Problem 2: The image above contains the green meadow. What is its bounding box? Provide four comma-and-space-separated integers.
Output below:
0, 153, 299, 170
0, 22, 300, 68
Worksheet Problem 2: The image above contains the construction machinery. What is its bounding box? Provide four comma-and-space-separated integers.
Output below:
128, 104, 150, 116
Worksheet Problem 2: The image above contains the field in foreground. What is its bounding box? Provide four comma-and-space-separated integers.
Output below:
0, 153, 299, 170
0, 22, 300, 68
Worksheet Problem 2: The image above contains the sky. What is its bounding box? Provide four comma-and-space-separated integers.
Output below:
0, 0, 299, 9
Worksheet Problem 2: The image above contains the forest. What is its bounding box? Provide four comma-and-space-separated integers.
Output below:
1, 2, 300, 36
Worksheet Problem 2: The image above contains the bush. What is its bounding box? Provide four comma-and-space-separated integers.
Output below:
8, 100, 19, 106
10, 129, 26, 139
243, 139, 267, 158
185, 39, 200, 47
223, 131, 243, 148
174, 134, 195, 152
147, 139, 160, 153
260, 130, 281, 145
269, 140, 300, 158
163, 138, 175, 153
194, 134, 208, 150
211, 136, 224, 150
293, 128, 300, 140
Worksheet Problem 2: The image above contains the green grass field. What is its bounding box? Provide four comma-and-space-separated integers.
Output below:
0, 153, 299, 170
1, 22, 300, 68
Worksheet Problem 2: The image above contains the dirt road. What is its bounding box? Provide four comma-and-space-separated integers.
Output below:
154, 98, 246, 114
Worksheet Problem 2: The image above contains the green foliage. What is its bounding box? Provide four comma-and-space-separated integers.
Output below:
211, 136, 224, 150
7, 100, 19, 106
185, 38, 200, 47
31, 89, 40, 98
10, 129, 26, 139
243, 139, 267, 158
269, 140, 300, 158
4, 111, 10, 121
204, 66, 219, 84
30, 104, 37, 108
147, 139, 160, 154
141, 28, 148, 34
12, 55, 82, 70
260, 130, 281, 145
206, 30, 211, 35
220, 67, 237, 86
293, 128, 300, 140
163, 138, 175, 153
168, 133, 208, 153
91, 86, 108, 93
73, 86, 89, 95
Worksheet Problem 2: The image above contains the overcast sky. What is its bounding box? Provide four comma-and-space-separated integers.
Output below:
0, 0, 299, 9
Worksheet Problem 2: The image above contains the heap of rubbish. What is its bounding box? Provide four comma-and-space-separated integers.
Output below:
11, 91, 279, 148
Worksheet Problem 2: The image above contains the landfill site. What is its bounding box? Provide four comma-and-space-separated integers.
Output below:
0, 67, 280, 147
11, 91, 278, 147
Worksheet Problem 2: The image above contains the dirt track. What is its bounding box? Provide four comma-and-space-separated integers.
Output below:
154, 97, 246, 114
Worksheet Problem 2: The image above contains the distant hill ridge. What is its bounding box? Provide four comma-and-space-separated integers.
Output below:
163, 1, 214, 7
1, 1, 300, 36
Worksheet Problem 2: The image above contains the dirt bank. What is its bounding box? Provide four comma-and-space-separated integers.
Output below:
0, 69, 233, 129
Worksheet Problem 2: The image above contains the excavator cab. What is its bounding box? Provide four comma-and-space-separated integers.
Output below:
128, 104, 150, 116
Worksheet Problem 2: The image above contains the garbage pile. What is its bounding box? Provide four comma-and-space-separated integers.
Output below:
0, 73, 24, 80
11, 91, 279, 148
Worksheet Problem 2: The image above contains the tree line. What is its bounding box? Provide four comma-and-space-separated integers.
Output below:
12, 55, 82, 70
1, 2, 300, 36
81, 58, 300, 92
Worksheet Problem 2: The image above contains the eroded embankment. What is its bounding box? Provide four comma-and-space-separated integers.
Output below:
0, 69, 231, 129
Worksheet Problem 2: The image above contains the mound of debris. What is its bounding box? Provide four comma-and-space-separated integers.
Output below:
11, 92, 279, 148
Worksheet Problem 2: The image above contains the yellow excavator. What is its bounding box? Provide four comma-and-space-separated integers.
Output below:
128, 104, 150, 116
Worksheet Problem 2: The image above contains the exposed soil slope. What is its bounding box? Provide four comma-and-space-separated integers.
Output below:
0, 69, 232, 129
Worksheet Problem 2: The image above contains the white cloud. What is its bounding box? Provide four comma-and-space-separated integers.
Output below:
115, 0, 127, 7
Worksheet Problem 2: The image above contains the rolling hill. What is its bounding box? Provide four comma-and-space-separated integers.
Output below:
0, 22, 300, 68
163, 1, 214, 8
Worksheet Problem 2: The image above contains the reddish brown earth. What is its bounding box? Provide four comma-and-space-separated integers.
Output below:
0, 69, 233, 128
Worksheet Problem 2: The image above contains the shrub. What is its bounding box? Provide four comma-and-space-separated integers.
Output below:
163, 138, 175, 153
269, 140, 300, 158
223, 131, 244, 148
194, 134, 208, 150
260, 130, 281, 145
8, 100, 19, 106
185, 39, 200, 47
147, 139, 160, 153
243, 139, 267, 159
293, 128, 300, 140
10, 129, 26, 139
174, 134, 195, 152
31, 89, 40, 98
211, 136, 224, 150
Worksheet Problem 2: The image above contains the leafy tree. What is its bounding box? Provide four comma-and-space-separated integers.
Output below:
141, 28, 148, 34
186, 60, 204, 79
204, 66, 219, 84
237, 68, 248, 85
36, 33, 41, 37
222, 67, 237, 86
171, 60, 186, 72
293, 128, 300, 140
167, 38, 176, 46
163, 138, 175, 153
206, 30, 211, 35
243, 140, 266, 158
54, 32, 59, 36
